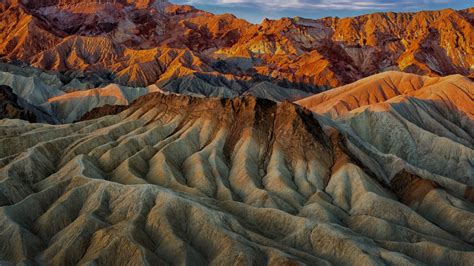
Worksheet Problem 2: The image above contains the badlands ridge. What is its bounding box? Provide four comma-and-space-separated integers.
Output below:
0, 0, 472, 123
0, 0, 472, 97
0, 0, 473, 264
0, 71, 473, 264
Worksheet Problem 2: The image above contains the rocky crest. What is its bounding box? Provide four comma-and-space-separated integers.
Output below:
0, 84, 57, 123
0, 1, 471, 94
0, 85, 37, 121
0, 2, 473, 264
0, 76, 473, 263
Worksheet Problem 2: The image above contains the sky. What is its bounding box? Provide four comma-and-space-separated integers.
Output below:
172, 0, 474, 23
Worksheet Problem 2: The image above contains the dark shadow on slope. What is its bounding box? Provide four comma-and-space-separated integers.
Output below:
382, 97, 474, 147
0, 85, 58, 123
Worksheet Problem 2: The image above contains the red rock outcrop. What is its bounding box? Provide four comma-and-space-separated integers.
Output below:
0, 1, 471, 91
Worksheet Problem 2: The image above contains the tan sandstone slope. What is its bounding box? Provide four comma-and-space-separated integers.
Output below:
0, 71, 473, 264
297, 71, 473, 117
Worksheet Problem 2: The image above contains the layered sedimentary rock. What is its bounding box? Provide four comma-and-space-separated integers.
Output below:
78, 104, 128, 121
0, 85, 37, 121
297, 71, 473, 118
44, 83, 161, 123
1, 1, 471, 121
0, 0, 472, 96
0, 72, 473, 264
0, 85, 57, 123
0, 61, 314, 122
298, 72, 473, 185
0, 0, 472, 264
0, 65, 162, 123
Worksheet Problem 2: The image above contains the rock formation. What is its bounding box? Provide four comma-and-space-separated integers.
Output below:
0, 65, 162, 123
78, 104, 128, 121
0, 85, 57, 123
0, 0, 471, 95
0, 0, 472, 263
0, 1, 472, 123
0, 71, 472, 264
297, 71, 473, 119
0, 85, 37, 121
44, 83, 161, 123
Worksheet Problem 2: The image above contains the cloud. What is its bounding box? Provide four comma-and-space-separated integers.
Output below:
181, 0, 456, 10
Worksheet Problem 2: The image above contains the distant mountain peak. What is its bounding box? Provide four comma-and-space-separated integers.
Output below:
0, 2, 471, 92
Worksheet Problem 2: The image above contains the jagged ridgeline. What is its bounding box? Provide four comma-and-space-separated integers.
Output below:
0, 0, 472, 124
0, 0, 473, 265
0, 0, 472, 90
0, 88, 473, 264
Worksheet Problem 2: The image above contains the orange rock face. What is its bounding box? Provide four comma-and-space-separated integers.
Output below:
0, 1, 472, 91
296, 71, 474, 118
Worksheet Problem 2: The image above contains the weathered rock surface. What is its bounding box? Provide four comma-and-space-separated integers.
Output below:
0, 66, 162, 123
44, 83, 161, 123
0, 1, 472, 121
0, 61, 315, 122
0, 0, 472, 95
0, 85, 57, 123
0, 85, 37, 122
0, 78, 472, 264
297, 71, 473, 118
78, 104, 128, 122
297, 71, 474, 147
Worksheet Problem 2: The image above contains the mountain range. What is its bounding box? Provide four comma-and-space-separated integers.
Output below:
1, 71, 473, 264
0, 0, 473, 265
1, 1, 473, 92
0, 0, 472, 122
